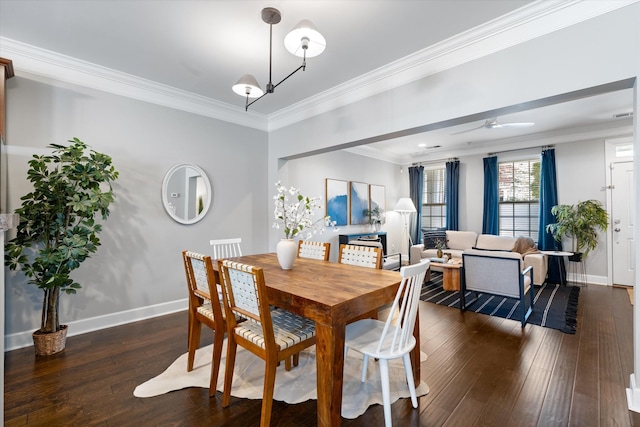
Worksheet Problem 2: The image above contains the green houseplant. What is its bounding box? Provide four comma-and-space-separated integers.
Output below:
545, 199, 609, 260
5, 138, 119, 355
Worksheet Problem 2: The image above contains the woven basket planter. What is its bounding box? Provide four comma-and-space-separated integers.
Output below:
32, 325, 68, 356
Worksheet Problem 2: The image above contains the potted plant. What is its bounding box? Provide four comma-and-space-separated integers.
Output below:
5, 138, 119, 355
545, 199, 609, 261
363, 206, 384, 231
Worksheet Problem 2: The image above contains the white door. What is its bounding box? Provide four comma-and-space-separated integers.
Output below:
611, 161, 635, 286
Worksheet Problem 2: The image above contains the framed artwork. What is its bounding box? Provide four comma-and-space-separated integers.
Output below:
349, 181, 369, 225
325, 179, 348, 226
369, 184, 385, 215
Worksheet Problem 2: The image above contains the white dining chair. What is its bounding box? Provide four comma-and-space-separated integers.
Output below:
344, 260, 430, 427
210, 237, 242, 259
338, 244, 383, 269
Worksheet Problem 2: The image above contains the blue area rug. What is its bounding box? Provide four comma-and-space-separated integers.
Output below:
420, 272, 580, 334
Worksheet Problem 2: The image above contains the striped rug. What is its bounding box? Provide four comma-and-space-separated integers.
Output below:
420, 272, 580, 334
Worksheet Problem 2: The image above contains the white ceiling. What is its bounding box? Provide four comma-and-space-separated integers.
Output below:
0, 0, 634, 163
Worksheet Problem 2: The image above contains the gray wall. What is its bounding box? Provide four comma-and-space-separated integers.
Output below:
4, 76, 268, 347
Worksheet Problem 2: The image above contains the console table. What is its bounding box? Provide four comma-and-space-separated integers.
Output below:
339, 231, 387, 255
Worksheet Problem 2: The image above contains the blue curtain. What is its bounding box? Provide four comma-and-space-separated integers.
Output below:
408, 166, 424, 244
445, 160, 460, 231
482, 156, 499, 235
538, 148, 563, 283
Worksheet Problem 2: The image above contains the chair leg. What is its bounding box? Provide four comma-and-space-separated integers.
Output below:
361, 354, 369, 382
222, 336, 238, 408
261, 357, 278, 427
379, 359, 393, 427
293, 352, 300, 367
402, 353, 418, 408
209, 330, 224, 397
187, 316, 202, 372
284, 356, 292, 371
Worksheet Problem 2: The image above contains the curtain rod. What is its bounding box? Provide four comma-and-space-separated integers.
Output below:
411, 157, 458, 166
486, 144, 554, 157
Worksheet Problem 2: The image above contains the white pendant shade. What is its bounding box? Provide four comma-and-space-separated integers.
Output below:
284, 19, 326, 58
232, 74, 264, 98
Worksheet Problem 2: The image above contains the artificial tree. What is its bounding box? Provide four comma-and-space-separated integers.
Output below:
5, 138, 118, 354
546, 199, 609, 259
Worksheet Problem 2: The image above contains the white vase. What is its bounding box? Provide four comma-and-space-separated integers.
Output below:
276, 238, 297, 270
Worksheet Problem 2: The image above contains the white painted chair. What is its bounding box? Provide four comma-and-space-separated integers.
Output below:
338, 244, 383, 269
297, 240, 331, 261
344, 260, 430, 427
209, 237, 242, 259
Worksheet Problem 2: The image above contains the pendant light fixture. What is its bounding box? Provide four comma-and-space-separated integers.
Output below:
232, 7, 326, 111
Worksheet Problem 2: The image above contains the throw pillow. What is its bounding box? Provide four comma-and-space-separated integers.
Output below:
423, 229, 447, 249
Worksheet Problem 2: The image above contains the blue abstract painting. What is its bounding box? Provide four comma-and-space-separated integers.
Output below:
350, 181, 369, 225
326, 179, 348, 226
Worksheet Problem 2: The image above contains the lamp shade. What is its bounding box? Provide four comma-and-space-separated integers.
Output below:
232, 74, 264, 98
284, 19, 326, 58
394, 197, 416, 213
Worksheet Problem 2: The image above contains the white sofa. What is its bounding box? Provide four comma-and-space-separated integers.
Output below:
410, 230, 548, 286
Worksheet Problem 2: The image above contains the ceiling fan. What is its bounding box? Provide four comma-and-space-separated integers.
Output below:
451, 117, 535, 135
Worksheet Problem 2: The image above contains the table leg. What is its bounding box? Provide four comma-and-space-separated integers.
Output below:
410, 311, 421, 384
315, 321, 344, 427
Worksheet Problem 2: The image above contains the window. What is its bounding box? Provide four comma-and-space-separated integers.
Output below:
421, 167, 446, 230
498, 159, 540, 241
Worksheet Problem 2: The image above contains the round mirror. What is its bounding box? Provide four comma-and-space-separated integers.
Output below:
161, 163, 212, 224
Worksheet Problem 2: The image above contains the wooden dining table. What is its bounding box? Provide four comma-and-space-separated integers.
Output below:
212, 252, 422, 427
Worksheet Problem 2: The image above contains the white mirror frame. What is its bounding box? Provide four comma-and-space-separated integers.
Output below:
161, 163, 212, 225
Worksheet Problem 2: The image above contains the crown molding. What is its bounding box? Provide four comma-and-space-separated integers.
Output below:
267, 0, 638, 131
0, 0, 636, 133
0, 38, 268, 131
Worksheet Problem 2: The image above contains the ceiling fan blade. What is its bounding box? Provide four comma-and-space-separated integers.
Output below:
450, 123, 486, 135
498, 122, 535, 128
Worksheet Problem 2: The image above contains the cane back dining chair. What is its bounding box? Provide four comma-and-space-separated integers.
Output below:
297, 240, 331, 261
217, 259, 317, 427
338, 243, 383, 269
210, 237, 242, 259
182, 250, 226, 397
344, 260, 430, 427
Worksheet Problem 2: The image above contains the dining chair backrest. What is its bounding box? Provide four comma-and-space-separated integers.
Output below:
297, 240, 331, 261
184, 251, 222, 319
377, 260, 430, 356
338, 244, 383, 269
210, 238, 242, 259
218, 260, 269, 334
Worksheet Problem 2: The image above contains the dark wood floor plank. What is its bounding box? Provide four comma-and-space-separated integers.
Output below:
4, 285, 637, 426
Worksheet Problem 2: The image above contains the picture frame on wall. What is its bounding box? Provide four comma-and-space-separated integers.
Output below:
325, 178, 348, 226
369, 184, 385, 215
350, 181, 369, 225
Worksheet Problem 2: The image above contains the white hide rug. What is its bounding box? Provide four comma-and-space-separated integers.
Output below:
134, 340, 429, 420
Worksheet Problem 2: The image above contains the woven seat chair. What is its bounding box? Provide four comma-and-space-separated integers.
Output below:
297, 240, 331, 261
218, 259, 317, 427
182, 250, 226, 397
345, 260, 430, 427
209, 237, 242, 259
338, 243, 383, 269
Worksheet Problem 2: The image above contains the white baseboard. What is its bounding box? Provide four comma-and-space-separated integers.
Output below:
4, 298, 188, 352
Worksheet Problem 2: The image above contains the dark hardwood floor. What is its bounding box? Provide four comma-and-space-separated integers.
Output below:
5, 283, 640, 426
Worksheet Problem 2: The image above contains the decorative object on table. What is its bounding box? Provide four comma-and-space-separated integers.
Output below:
272, 181, 334, 269
363, 205, 384, 232
232, 7, 326, 111
325, 178, 348, 226
394, 197, 417, 254
434, 238, 447, 259
546, 199, 609, 261
350, 181, 369, 225
4, 138, 119, 355
421, 272, 580, 334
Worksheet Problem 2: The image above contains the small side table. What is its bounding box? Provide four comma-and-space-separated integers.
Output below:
540, 250, 573, 286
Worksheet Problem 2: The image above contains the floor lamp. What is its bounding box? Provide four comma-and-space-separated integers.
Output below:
394, 197, 416, 258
